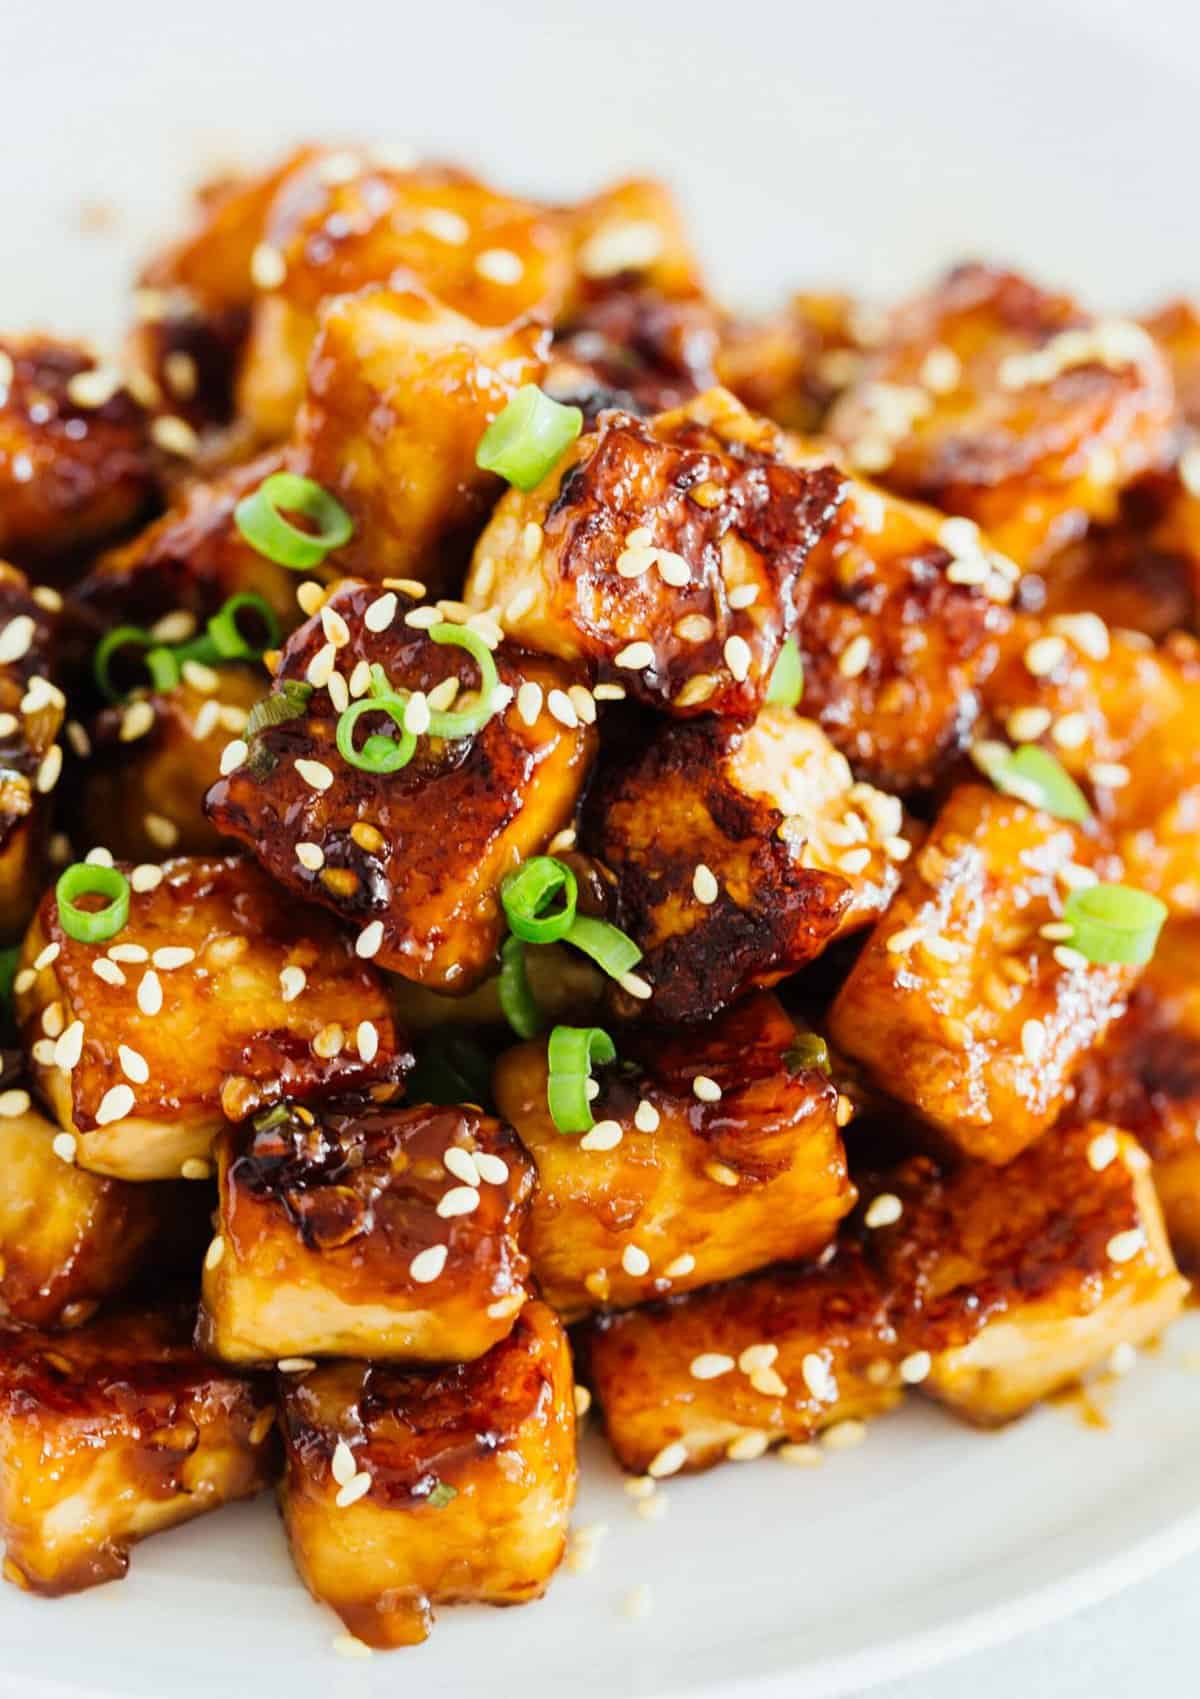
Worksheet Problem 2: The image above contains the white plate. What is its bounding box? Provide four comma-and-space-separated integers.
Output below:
2, 1, 1199, 1694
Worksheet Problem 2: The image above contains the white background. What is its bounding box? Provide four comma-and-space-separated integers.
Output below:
1, 2, 1197, 1694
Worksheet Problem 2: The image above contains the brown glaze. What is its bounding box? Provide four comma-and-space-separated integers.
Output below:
0, 564, 62, 943
278, 1300, 576, 1647
206, 578, 595, 992
200, 1099, 534, 1364
1026, 487, 1196, 640
549, 287, 720, 422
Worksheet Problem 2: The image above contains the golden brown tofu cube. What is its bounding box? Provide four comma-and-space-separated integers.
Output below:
278, 1300, 575, 1649
199, 1099, 534, 1365
865, 1124, 1187, 1424
717, 291, 865, 433
0, 337, 154, 567
583, 705, 910, 1022
828, 784, 1137, 1163
0, 565, 63, 943
827, 264, 1176, 568
77, 667, 264, 861
465, 387, 846, 717
206, 579, 594, 992
983, 618, 1200, 915
565, 177, 705, 305
493, 993, 855, 1317
16, 855, 410, 1179
586, 1246, 902, 1475
0, 1298, 275, 1595
294, 285, 547, 591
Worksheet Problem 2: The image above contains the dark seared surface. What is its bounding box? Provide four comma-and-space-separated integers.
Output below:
549, 287, 721, 422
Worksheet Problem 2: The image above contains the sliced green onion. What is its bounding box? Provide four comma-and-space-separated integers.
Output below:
336, 693, 417, 774
425, 1482, 459, 1509
563, 914, 642, 982
206, 593, 281, 660
56, 863, 130, 945
546, 1024, 616, 1134
234, 472, 353, 570
1063, 882, 1167, 966
0, 944, 20, 1007
145, 646, 183, 692
244, 680, 314, 741
475, 385, 583, 492
501, 857, 578, 944
425, 624, 502, 740
406, 1036, 494, 1110
785, 1031, 831, 1074
94, 626, 155, 701
766, 638, 804, 707
974, 741, 1091, 825
499, 936, 541, 1037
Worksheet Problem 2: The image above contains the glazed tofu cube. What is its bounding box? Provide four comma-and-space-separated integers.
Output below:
865, 1123, 1187, 1424
464, 388, 846, 717
16, 855, 409, 1179
492, 993, 855, 1317
199, 1099, 534, 1365
717, 291, 864, 434
0, 337, 154, 566
548, 287, 719, 422
582, 705, 911, 1022
0, 566, 63, 943
0, 1097, 173, 1328
77, 668, 264, 861
206, 579, 594, 992
827, 263, 1175, 568
586, 1246, 902, 1475
984, 618, 1200, 916
294, 285, 548, 590
278, 1300, 576, 1649
566, 176, 704, 304
0, 1298, 275, 1595
1030, 496, 1194, 643
828, 784, 1138, 1163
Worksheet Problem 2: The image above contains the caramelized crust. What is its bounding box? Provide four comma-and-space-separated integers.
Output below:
587, 1246, 902, 1475
583, 707, 909, 1022
466, 388, 846, 717
492, 993, 855, 1317
278, 1300, 575, 1648
16, 855, 409, 1178
864, 1124, 1187, 1423
828, 784, 1137, 1163
206, 579, 595, 992
200, 1099, 534, 1364
827, 264, 1176, 568
0, 1298, 275, 1596
0, 565, 62, 943
0, 337, 154, 567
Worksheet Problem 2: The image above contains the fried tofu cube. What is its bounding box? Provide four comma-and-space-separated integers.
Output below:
828, 784, 1137, 1163
294, 285, 547, 591
77, 668, 264, 861
0, 566, 63, 943
0, 337, 154, 567
827, 264, 1175, 568
566, 177, 704, 304
0, 1298, 275, 1595
206, 579, 594, 992
465, 388, 846, 717
492, 993, 855, 1317
866, 1124, 1187, 1424
983, 618, 1200, 915
16, 855, 409, 1179
278, 1300, 575, 1648
586, 1246, 902, 1475
199, 1099, 534, 1364
583, 706, 911, 1022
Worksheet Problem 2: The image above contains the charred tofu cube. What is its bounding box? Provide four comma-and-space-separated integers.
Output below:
828, 784, 1137, 1163
827, 264, 1175, 568
294, 285, 547, 591
77, 668, 263, 861
716, 291, 864, 434
0, 1096, 174, 1328
865, 1124, 1187, 1424
583, 706, 911, 1022
206, 579, 594, 992
983, 618, 1200, 916
16, 855, 409, 1179
278, 1300, 575, 1648
0, 567, 63, 943
492, 993, 855, 1317
586, 1246, 902, 1475
199, 1099, 534, 1365
0, 1298, 275, 1595
465, 388, 846, 717
0, 337, 154, 567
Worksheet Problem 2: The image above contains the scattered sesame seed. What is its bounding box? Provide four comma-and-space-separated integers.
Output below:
1024, 634, 1067, 677
31, 1040, 56, 1066
1106, 1228, 1145, 1264
475, 247, 524, 284
1006, 706, 1052, 743
312, 1023, 345, 1060
109, 942, 148, 962
356, 1020, 379, 1063
192, 699, 220, 742
580, 1119, 624, 1151
646, 1441, 687, 1479
517, 681, 544, 726
674, 673, 719, 707
568, 684, 597, 724
0, 1087, 28, 1118
822, 1420, 867, 1452
204, 1236, 225, 1272
363, 591, 398, 634
886, 926, 925, 954
277, 1358, 317, 1373
150, 415, 199, 458
1021, 1018, 1047, 1062
1053, 944, 1089, 972
250, 242, 287, 290
778, 1443, 823, 1467
1089, 760, 1130, 789
137, 970, 163, 1016
182, 659, 219, 694
690, 1353, 736, 1380
181, 1158, 211, 1180
295, 842, 325, 872
1051, 711, 1089, 750
573, 1384, 593, 1419
473, 1151, 508, 1186
655, 549, 691, 588
330, 1439, 357, 1487
614, 641, 654, 671
306, 643, 336, 689
0, 616, 35, 665
621, 1244, 651, 1277
726, 1431, 770, 1461
355, 920, 384, 959
864, 1193, 903, 1229
547, 688, 579, 728
52, 1132, 77, 1164
750, 1365, 789, 1398
900, 1350, 932, 1385
727, 583, 759, 610
1087, 1131, 1119, 1172
692, 863, 719, 904
437, 1185, 481, 1219
410, 1244, 448, 1283
67, 365, 123, 408
674, 613, 714, 643
443, 1146, 481, 1186
801, 1352, 837, 1401
41, 1001, 64, 1039
335, 1471, 372, 1509
118, 1044, 149, 1083
619, 970, 653, 1000
692, 1074, 722, 1103
838, 634, 872, 678
35, 746, 63, 794
723, 634, 752, 682
96, 1084, 135, 1125
295, 758, 333, 792
705, 1161, 740, 1188
153, 946, 195, 970
33, 942, 60, 972
143, 812, 178, 848
633, 1099, 660, 1133
835, 1096, 855, 1127
1108, 1341, 1137, 1377
130, 864, 163, 893
839, 847, 873, 876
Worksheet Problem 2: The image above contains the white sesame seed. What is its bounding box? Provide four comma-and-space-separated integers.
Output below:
0, 616, 35, 664
900, 1350, 932, 1384
181, 1158, 211, 1181
621, 1244, 651, 1277
547, 688, 579, 728
801, 1352, 837, 1401
215, 737, 247, 777
1106, 1228, 1145, 1264
1021, 1018, 1047, 1062
331, 1439, 357, 1487
516, 682, 544, 726
41, 1001, 64, 1039
705, 1161, 740, 1188
153, 946, 195, 971
192, 699, 220, 742
1088, 1131, 1119, 1172
295, 842, 325, 871
1051, 711, 1090, 750
143, 813, 178, 848
838, 635, 872, 679
305, 644, 336, 689
919, 345, 961, 393
444, 1146, 481, 1186
721, 634, 750, 683
726, 1431, 771, 1461
130, 864, 163, 893
574, 1385, 593, 1418
1108, 1341, 1137, 1377
690, 1353, 736, 1380
311, 1023, 345, 1060
727, 583, 759, 610
864, 1193, 903, 1229
250, 241, 287, 289
475, 247, 524, 284
568, 684, 597, 725
96, 1084, 135, 1125
664, 1252, 695, 1279
655, 550, 691, 588
1006, 706, 1052, 743
52, 1132, 77, 1164
204, 1236, 225, 1272
619, 971, 653, 1000
547, 827, 577, 854
356, 1020, 379, 1062
109, 942, 148, 962
580, 1119, 624, 1151
150, 415, 200, 458
409, 1244, 449, 1283
1024, 634, 1068, 677
593, 682, 626, 701
750, 1365, 789, 1398
117, 699, 155, 742
276, 1358, 317, 1373
335, 1471, 372, 1509
118, 1045, 149, 1084
355, 920, 384, 960
822, 1420, 867, 1452
1053, 944, 1089, 971
633, 1099, 660, 1133
361, 590, 397, 634
182, 659, 219, 695
1089, 761, 1131, 789
692, 864, 719, 904
137, 970, 163, 1016
474, 1151, 509, 1185
692, 1074, 722, 1102
52, 1020, 84, 1071
31, 1040, 56, 1066
614, 641, 654, 670
35, 746, 63, 794
1050, 612, 1110, 661
437, 1184, 480, 1219
647, 1441, 688, 1479
778, 1443, 823, 1467
33, 941, 60, 971
885, 926, 925, 954
580, 219, 664, 279
295, 758, 333, 792
0, 1088, 29, 1118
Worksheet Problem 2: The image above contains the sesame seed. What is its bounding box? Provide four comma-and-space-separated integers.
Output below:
13, 969, 34, 994
778, 1443, 823, 1467
674, 673, 719, 707
634, 1099, 660, 1133
295, 758, 333, 792
690, 1353, 736, 1380
52, 1132, 77, 1164
647, 1441, 687, 1479
1039, 921, 1075, 941
581, 1119, 624, 1151
919, 345, 961, 393
204, 1236, 225, 1272
474, 1151, 509, 1186
574, 1385, 593, 1417
839, 847, 872, 876
723, 634, 751, 682
41, 1001, 64, 1038
1021, 1018, 1047, 1062
117, 699, 155, 742
726, 1431, 770, 1461
36, 746, 62, 793
130, 864, 163, 893
118, 1044, 149, 1084
616, 545, 655, 579
475, 247, 524, 284
109, 942, 148, 962
150, 415, 199, 458
505, 587, 536, 625
1059, 862, 1098, 891
568, 684, 597, 724
517, 682, 544, 725
0, 1087, 27, 1119
1050, 612, 1110, 661
692, 1075, 722, 1103
192, 699, 220, 741
621, 1244, 651, 1277
1024, 634, 1067, 677
66, 365, 123, 408
348, 659, 373, 698
363, 591, 398, 634
664, 1252, 695, 1279
1089, 761, 1130, 789
547, 827, 577, 854
900, 1350, 932, 1384
153, 946, 195, 970
838, 635, 872, 678
615, 641, 654, 671
822, 1420, 868, 1452
750, 1366, 789, 1398
182, 659, 219, 695
250, 242, 287, 289
705, 1161, 740, 1188
33, 942, 60, 971
886, 926, 924, 954
404, 605, 441, 631
692, 864, 719, 904
0, 714, 17, 739
864, 1193, 903, 1229
727, 584, 759, 610
276, 1358, 316, 1373
356, 1020, 379, 1062
1006, 706, 1052, 743
355, 920, 384, 959
437, 1185, 480, 1218
295, 842, 325, 871
674, 613, 714, 643
330, 1439, 357, 1486
1108, 1341, 1137, 1377
919, 933, 963, 964
143, 813, 178, 848
801, 1353, 837, 1401
312, 1023, 345, 1060
619, 970, 653, 1001
305, 644, 336, 689
0, 616, 35, 664
96, 1084, 135, 1125
1051, 711, 1089, 750
335, 1471, 372, 1509
1088, 1131, 1119, 1172
547, 688, 579, 728
1053, 944, 1089, 971
409, 1244, 448, 1283
1106, 1228, 1145, 1264
181, 1158, 211, 1180
52, 1020, 84, 1071
31, 1040, 56, 1066
444, 1146, 481, 1186
593, 681, 626, 702
655, 550, 691, 588
138, 970, 163, 1015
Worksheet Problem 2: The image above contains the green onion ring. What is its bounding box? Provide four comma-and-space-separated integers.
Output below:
546, 1023, 617, 1134
501, 857, 578, 945
563, 914, 642, 981
765, 638, 804, 707
55, 863, 131, 945
145, 646, 183, 692
973, 741, 1091, 825
336, 692, 417, 774
498, 935, 542, 1038
93, 626, 156, 701
206, 593, 282, 660
425, 624, 502, 740
1062, 882, 1167, 966
475, 385, 583, 493
234, 472, 354, 570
